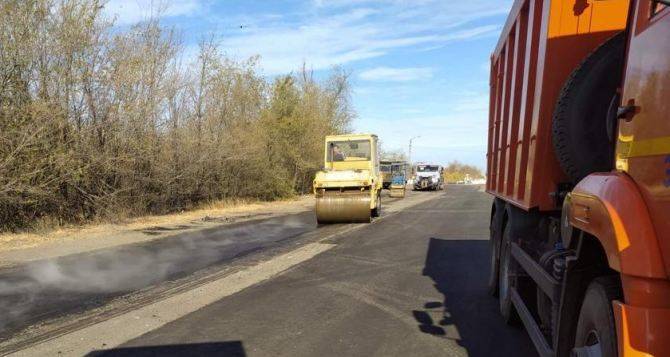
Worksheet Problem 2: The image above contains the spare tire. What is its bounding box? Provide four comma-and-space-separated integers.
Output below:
551, 33, 625, 183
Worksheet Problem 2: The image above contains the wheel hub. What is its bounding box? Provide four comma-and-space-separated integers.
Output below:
571, 330, 602, 357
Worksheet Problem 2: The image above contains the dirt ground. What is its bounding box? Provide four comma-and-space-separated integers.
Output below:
0, 196, 314, 267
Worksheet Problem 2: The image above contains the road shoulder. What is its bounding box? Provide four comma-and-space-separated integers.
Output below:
0, 196, 314, 268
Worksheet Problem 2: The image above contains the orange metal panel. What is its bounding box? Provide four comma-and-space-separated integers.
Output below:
504, 17, 528, 196
514, 0, 542, 204
569, 172, 665, 279
619, 0, 670, 279
487, 0, 629, 211
520, 0, 550, 211
614, 300, 670, 356
487, 60, 495, 193
490, 56, 504, 192
494, 0, 528, 56
497, 38, 514, 193
610, 2, 670, 355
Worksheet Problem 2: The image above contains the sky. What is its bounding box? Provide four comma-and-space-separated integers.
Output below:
104, 0, 514, 170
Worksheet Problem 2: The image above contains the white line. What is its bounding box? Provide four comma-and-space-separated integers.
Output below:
9, 243, 335, 357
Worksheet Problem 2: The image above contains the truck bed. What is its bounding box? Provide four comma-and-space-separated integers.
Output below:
486, 0, 629, 211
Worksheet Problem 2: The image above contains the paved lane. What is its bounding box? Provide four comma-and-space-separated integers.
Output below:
107, 186, 536, 357
0, 212, 317, 337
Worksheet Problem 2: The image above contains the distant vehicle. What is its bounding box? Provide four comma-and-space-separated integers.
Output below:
313, 134, 382, 223
392, 161, 409, 175
487, 1, 670, 356
389, 162, 408, 198
413, 164, 443, 191
381, 160, 408, 189
380, 161, 393, 189
470, 178, 486, 185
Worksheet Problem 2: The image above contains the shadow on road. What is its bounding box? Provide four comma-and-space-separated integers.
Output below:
413, 237, 536, 357
87, 341, 246, 357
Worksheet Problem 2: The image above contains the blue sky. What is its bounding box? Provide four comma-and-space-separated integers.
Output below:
105, 0, 513, 169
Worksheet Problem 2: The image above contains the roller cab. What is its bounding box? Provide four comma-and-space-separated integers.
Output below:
313, 134, 381, 224
380, 161, 393, 189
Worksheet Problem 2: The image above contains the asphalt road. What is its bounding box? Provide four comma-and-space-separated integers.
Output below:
0, 211, 319, 338
94, 185, 536, 357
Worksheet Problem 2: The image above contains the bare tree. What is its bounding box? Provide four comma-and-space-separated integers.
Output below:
0, 1, 354, 231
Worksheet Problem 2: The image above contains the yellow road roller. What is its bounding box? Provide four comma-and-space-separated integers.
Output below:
313, 134, 382, 224
389, 167, 407, 198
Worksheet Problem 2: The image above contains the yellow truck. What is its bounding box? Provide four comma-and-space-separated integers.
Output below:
313, 134, 382, 223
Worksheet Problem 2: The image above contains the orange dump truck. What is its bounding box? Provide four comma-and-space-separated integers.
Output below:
487, 1, 670, 356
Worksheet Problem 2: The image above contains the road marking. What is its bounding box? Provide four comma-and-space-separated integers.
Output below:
9, 243, 335, 357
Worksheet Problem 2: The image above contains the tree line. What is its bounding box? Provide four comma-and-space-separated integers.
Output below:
442, 161, 484, 183
0, 0, 353, 231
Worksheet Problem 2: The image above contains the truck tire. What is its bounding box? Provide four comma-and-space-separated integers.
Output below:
498, 222, 520, 325
552, 33, 625, 183
488, 201, 504, 297
572, 276, 622, 357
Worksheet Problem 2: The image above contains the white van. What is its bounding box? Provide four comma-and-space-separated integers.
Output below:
413, 164, 443, 191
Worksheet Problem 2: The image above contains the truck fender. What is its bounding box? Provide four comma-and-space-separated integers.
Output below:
568, 172, 665, 279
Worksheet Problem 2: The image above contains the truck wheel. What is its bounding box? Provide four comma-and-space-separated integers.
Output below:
371, 193, 381, 217
552, 32, 625, 183
488, 203, 503, 297
498, 222, 520, 324
572, 276, 622, 357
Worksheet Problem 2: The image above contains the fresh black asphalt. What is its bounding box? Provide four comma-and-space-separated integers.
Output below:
100, 186, 537, 357
0, 211, 318, 337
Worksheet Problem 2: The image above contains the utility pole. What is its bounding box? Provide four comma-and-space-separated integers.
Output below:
408, 136, 420, 178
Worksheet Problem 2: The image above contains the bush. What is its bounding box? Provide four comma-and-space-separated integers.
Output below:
0, 0, 353, 231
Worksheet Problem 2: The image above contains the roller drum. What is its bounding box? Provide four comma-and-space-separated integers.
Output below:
316, 191, 371, 223
389, 187, 405, 198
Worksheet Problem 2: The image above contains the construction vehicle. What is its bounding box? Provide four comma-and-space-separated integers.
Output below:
380, 160, 393, 189
313, 134, 382, 224
382, 160, 408, 189
487, 1, 670, 356
413, 163, 444, 191
389, 163, 408, 198
391, 161, 409, 179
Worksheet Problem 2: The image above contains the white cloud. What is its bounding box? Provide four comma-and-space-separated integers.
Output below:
105, 0, 204, 25
216, 1, 510, 75
359, 66, 433, 82
313, 0, 376, 8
